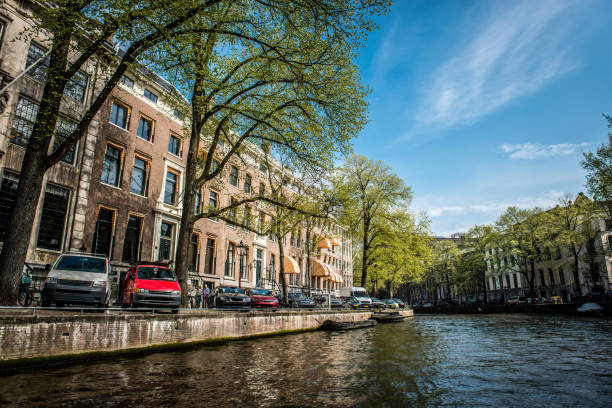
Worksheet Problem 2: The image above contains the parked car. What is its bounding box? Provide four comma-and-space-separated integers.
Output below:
507, 296, 528, 305
208, 286, 251, 309
121, 262, 181, 312
245, 288, 279, 309
288, 292, 316, 308
342, 296, 361, 309
392, 298, 406, 308
370, 298, 386, 309
383, 299, 399, 309
41, 253, 112, 307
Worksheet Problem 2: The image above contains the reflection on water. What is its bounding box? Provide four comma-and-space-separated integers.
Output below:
1, 315, 612, 407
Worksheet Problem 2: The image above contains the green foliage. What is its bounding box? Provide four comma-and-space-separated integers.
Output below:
582, 114, 612, 216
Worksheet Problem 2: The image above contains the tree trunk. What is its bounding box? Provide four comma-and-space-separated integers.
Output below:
572, 247, 581, 295
0, 151, 47, 304
360, 218, 370, 287
0, 24, 73, 305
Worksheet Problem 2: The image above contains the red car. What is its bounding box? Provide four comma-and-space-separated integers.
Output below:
246, 288, 279, 309
121, 262, 181, 312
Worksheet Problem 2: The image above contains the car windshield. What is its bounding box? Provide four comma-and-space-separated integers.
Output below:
220, 287, 244, 294
56, 256, 106, 274
354, 290, 368, 298
372, 298, 382, 302
251, 289, 272, 296
137, 266, 176, 281
290, 293, 305, 298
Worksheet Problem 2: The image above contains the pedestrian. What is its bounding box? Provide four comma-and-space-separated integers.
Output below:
202, 284, 209, 308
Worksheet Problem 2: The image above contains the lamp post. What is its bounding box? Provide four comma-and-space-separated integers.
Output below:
237, 241, 247, 289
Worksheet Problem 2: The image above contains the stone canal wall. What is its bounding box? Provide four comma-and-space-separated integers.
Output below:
0, 310, 375, 364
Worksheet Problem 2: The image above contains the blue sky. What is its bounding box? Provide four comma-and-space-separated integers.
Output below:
354, 0, 612, 236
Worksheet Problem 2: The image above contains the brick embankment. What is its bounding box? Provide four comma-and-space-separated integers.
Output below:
0, 309, 373, 366
413, 302, 612, 316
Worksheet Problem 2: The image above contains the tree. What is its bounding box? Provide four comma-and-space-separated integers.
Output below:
459, 225, 494, 303
582, 114, 612, 217
146, 1, 388, 306
495, 207, 553, 298
373, 211, 432, 298
0, 0, 230, 304
549, 193, 598, 295
333, 154, 413, 289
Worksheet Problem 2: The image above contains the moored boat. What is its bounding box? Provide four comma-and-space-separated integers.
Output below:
320, 319, 377, 330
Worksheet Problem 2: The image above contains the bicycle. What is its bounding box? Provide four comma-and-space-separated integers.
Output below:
18, 268, 33, 306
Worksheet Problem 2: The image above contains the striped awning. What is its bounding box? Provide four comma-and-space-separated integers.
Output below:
312, 259, 330, 277
283, 255, 300, 274
330, 237, 341, 247
318, 238, 332, 249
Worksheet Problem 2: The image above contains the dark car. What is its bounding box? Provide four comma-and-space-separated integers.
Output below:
392, 298, 406, 308
370, 298, 386, 309
342, 296, 362, 309
208, 286, 251, 309
121, 262, 181, 312
314, 295, 344, 308
246, 288, 279, 309
288, 292, 316, 308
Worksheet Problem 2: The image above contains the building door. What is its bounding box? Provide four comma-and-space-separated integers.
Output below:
92, 208, 115, 256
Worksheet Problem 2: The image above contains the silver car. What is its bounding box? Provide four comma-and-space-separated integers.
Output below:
42, 253, 111, 307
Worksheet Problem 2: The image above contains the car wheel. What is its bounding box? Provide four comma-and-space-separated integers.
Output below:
56, 301, 65, 308
171, 309, 179, 314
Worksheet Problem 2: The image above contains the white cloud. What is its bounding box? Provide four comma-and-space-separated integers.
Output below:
429, 206, 465, 217
468, 191, 566, 213
500, 142, 592, 160
412, 0, 584, 133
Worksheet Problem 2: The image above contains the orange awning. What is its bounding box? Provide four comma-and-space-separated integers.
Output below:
283, 255, 300, 274
318, 238, 332, 249
312, 259, 330, 277
330, 237, 341, 247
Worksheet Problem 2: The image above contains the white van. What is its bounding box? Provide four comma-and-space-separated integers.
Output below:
41, 253, 111, 307
339, 286, 372, 305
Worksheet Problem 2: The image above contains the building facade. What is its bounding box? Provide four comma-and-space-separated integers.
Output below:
0, 0, 353, 300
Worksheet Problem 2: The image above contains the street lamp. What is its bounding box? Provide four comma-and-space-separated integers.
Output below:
236, 241, 247, 289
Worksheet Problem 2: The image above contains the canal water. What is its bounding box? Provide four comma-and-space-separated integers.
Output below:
1, 314, 611, 407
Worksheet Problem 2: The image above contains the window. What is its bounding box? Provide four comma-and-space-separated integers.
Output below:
608, 235, 612, 251
173, 109, 184, 121
539, 269, 545, 287
36, 184, 70, 251
258, 213, 265, 233
209, 190, 218, 210
297, 230, 302, 248
228, 198, 237, 223
244, 174, 252, 193
225, 242, 235, 277
194, 188, 201, 215
168, 134, 182, 156
558, 268, 565, 285
229, 165, 238, 186
137, 116, 153, 142
513, 274, 519, 288
243, 207, 251, 230
122, 215, 142, 263
506, 274, 511, 288
211, 159, 219, 175
0, 171, 19, 242
101, 144, 123, 187
239, 247, 249, 280
255, 249, 263, 285
204, 238, 216, 275
605, 219, 612, 231
129, 156, 149, 196
25, 43, 49, 82
110, 101, 129, 129
159, 221, 174, 261
54, 116, 78, 164
190, 234, 200, 272
548, 268, 555, 285
143, 89, 157, 103
290, 232, 295, 247
259, 182, 265, 196
11, 96, 39, 147
92, 206, 115, 256
120, 76, 134, 88
64, 71, 88, 103
164, 170, 178, 205
259, 163, 267, 173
